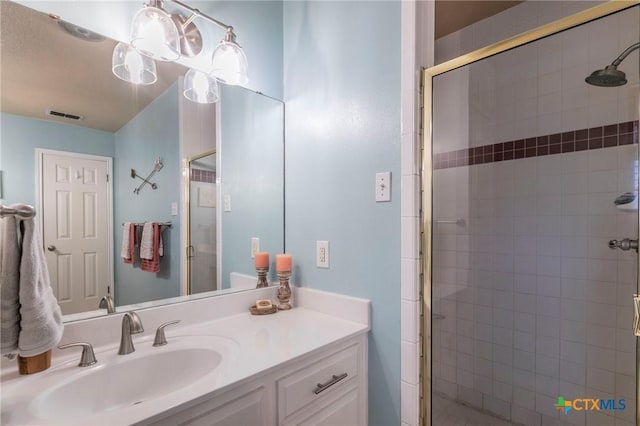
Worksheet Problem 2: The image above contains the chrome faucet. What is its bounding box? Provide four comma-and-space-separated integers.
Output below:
99, 295, 115, 313
118, 311, 144, 355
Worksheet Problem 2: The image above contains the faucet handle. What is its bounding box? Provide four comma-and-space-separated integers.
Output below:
153, 320, 181, 347
58, 342, 97, 367
99, 295, 115, 313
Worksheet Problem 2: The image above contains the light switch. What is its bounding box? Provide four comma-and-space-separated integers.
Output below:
223, 194, 231, 212
376, 172, 391, 202
251, 238, 259, 258
171, 202, 178, 216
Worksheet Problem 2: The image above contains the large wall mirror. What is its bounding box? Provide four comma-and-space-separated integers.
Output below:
0, 1, 285, 320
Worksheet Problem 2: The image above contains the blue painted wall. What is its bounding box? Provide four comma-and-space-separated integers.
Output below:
195, 1, 284, 99
113, 83, 181, 306
219, 85, 284, 287
0, 113, 115, 205
283, 2, 402, 425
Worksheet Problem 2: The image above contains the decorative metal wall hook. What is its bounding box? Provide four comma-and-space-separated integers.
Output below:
131, 158, 163, 194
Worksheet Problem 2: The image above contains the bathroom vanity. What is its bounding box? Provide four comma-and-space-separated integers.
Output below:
148, 333, 365, 426
0, 287, 370, 425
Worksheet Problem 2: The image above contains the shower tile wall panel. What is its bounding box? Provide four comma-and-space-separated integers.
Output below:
432, 146, 638, 426
432, 6, 639, 426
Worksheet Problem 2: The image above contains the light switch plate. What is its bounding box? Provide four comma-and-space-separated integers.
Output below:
376, 172, 391, 202
251, 238, 259, 258
223, 194, 231, 212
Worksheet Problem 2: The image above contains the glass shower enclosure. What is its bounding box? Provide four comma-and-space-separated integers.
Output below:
425, 3, 639, 426
186, 150, 218, 295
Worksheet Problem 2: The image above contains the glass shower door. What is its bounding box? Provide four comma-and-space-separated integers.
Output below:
187, 151, 218, 294
428, 5, 639, 426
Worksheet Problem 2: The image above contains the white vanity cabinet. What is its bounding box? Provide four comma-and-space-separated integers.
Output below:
277, 339, 364, 426
146, 334, 367, 426
147, 379, 274, 426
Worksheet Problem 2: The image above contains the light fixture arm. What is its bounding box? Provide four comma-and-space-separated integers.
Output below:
167, 0, 232, 32
611, 42, 639, 67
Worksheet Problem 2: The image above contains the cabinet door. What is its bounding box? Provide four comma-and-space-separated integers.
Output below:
281, 386, 362, 426
152, 386, 272, 426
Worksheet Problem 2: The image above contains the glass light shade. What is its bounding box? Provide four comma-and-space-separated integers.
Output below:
112, 42, 157, 85
130, 6, 180, 61
183, 69, 219, 104
210, 40, 248, 85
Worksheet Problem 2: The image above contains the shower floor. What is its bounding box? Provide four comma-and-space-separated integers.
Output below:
432, 394, 518, 426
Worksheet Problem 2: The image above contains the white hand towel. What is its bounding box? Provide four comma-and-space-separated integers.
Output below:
17, 219, 63, 357
140, 222, 163, 260
0, 216, 20, 356
140, 222, 154, 260
121, 222, 132, 260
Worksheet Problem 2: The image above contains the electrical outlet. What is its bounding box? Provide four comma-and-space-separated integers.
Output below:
375, 172, 391, 202
251, 238, 259, 258
316, 240, 329, 268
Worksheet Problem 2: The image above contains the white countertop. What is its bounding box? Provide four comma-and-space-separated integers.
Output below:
1, 287, 370, 426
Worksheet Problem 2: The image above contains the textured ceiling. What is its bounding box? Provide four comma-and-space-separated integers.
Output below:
0, 1, 186, 133
435, 0, 524, 39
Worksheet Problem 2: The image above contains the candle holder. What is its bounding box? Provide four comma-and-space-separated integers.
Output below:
256, 266, 269, 288
276, 271, 292, 310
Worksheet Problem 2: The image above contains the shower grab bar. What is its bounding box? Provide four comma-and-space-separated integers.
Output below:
0, 204, 36, 220
434, 218, 465, 226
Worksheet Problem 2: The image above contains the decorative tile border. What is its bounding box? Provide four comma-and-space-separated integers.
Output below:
190, 168, 216, 183
433, 120, 639, 169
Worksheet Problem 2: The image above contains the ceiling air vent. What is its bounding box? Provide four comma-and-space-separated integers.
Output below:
47, 109, 84, 121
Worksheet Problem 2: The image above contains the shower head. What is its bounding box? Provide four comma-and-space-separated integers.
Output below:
585, 65, 627, 87
585, 42, 639, 87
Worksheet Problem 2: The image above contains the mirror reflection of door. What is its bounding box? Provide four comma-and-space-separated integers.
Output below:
188, 151, 218, 294
37, 149, 113, 315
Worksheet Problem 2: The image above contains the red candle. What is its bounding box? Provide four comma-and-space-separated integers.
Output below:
254, 252, 269, 269
276, 254, 292, 272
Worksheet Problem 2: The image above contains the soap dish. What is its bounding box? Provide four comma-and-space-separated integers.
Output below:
250, 305, 277, 315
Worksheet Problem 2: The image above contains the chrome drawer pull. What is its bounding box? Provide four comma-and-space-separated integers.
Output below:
313, 373, 348, 395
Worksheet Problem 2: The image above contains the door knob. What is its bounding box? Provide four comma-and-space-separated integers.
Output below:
608, 238, 639, 252
47, 245, 56, 252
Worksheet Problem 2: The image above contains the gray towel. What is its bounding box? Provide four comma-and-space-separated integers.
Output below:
17, 219, 63, 357
0, 216, 20, 356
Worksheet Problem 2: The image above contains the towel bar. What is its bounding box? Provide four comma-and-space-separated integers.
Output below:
121, 221, 172, 227
0, 204, 36, 220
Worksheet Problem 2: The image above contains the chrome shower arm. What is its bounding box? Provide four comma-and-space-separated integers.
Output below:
611, 42, 639, 67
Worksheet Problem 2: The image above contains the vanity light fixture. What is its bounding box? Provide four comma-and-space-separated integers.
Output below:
112, 42, 158, 85
210, 28, 249, 85
183, 69, 219, 104
130, 0, 181, 61
113, 0, 248, 103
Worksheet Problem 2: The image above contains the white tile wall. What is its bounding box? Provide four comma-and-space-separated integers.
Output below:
400, 1, 426, 425
432, 147, 638, 425
431, 5, 639, 425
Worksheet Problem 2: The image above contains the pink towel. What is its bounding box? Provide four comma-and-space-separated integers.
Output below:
122, 223, 136, 264
141, 223, 161, 273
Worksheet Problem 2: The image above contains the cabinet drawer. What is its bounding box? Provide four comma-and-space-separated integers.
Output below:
277, 343, 359, 418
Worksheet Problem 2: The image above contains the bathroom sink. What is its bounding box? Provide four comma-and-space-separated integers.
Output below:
4, 335, 238, 424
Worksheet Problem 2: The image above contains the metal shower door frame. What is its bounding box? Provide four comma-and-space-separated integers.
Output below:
420, 1, 640, 425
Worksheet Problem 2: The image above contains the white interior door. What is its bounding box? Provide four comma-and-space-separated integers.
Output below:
38, 149, 112, 315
